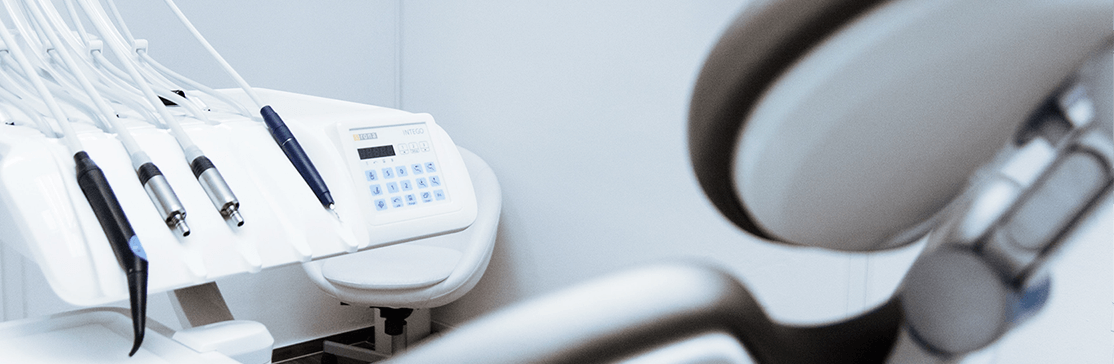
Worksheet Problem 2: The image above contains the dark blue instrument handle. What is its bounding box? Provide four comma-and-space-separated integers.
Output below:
261, 105, 334, 208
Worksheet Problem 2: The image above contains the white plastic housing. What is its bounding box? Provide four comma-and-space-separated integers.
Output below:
0, 308, 241, 363
172, 320, 274, 364
735, 0, 1111, 250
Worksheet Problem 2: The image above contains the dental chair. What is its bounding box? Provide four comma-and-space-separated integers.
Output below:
377, 0, 1113, 362
302, 147, 502, 362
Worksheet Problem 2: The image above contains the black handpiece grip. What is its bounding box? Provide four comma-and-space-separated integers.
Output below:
261, 105, 335, 207
73, 152, 149, 356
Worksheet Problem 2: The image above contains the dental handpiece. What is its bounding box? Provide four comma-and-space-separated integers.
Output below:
136, 162, 189, 235
68, 0, 243, 228
191, 155, 243, 226
73, 152, 148, 357
260, 106, 335, 212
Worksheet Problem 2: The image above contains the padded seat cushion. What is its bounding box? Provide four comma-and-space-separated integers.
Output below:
322, 244, 462, 290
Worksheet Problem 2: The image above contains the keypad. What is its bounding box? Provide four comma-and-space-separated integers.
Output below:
364, 161, 447, 212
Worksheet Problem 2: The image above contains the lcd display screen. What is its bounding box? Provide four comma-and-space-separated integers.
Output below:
358, 145, 396, 160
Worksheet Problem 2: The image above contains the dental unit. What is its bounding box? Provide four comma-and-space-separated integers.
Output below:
0, 0, 479, 360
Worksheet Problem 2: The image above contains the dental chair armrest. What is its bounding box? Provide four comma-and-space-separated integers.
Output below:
384, 263, 902, 364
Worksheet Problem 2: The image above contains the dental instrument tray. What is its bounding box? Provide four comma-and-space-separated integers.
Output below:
0, 88, 478, 307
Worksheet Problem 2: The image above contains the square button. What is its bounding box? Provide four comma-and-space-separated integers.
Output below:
420, 191, 433, 203
411, 163, 424, 175
370, 184, 383, 196
429, 175, 442, 187
401, 180, 413, 191
396, 166, 408, 177
374, 199, 388, 211
386, 182, 399, 194
433, 189, 446, 201
382, 168, 395, 179
391, 196, 404, 208
365, 170, 378, 181
416, 177, 428, 189
425, 162, 437, 173
405, 194, 418, 205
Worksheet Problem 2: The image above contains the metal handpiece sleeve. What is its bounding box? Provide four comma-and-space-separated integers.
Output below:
191, 156, 243, 226
137, 163, 190, 236
260, 105, 335, 208
72, 152, 148, 356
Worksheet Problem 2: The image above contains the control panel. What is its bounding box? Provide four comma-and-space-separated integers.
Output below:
335, 117, 471, 227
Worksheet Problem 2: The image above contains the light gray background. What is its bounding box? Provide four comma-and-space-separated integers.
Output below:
1, 1, 1106, 362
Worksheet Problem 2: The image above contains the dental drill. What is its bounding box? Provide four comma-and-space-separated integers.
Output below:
73, 0, 244, 226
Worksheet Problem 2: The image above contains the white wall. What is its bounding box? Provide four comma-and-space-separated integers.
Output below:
394, 0, 921, 326
108, 0, 400, 106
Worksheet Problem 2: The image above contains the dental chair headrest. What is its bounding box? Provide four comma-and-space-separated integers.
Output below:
689, 0, 1112, 251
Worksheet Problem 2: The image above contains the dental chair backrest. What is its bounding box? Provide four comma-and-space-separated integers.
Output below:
384, 0, 1113, 362
688, 0, 1112, 357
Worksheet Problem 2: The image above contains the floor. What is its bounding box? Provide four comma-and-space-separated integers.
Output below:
272, 323, 449, 364
272, 326, 378, 364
